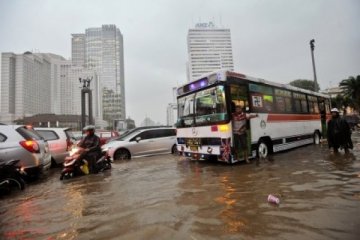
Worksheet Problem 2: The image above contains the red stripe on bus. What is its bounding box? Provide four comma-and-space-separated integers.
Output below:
267, 114, 321, 122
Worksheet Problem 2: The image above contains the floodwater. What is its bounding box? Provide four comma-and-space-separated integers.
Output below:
1, 133, 360, 240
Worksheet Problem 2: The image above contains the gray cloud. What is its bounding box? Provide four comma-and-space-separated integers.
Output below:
1, 0, 359, 125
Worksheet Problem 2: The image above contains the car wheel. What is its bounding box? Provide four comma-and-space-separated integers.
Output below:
114, 149, 131, 161
171, 144, 178, 155
51, 158, 58, 168
5, 177, 25, 191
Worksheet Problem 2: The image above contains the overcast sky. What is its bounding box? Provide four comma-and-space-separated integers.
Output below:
0, 0, 359, 125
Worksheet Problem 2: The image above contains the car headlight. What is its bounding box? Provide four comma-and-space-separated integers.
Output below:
101, 147, 110, 152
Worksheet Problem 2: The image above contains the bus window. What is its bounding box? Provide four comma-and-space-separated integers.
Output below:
230, 85, 248, 112
293, 92, 308, 113
249, 83, 274, 112
194, 85, 227, 125
308, 95, 319, 114
177, 93, 195, 127
274, 88, 292, 113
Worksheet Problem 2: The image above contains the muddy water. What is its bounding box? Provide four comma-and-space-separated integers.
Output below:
1, 134, 360, 240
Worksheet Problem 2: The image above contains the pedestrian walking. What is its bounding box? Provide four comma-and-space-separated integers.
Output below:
327, 108, 353, 153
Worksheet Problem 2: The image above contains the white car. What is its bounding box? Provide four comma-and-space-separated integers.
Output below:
103, 127, 177, 160
35, 127, 75, 166
0, 124, 51, 177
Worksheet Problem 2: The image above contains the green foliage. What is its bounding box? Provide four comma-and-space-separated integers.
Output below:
331, 95, 352, 115
339, 75, 360, 112
289, 79, 320, 92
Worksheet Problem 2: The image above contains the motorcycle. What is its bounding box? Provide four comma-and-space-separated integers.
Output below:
60, 146, 111, 180
0, 159, 26, 194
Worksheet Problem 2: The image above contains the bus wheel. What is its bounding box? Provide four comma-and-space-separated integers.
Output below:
257, 140, 269, 158
313, 131, 321, 145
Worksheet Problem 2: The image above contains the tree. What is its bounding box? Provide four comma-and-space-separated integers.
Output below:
339, 75, 360, 112
289, 79, 320, 92
331, 94, 352, 115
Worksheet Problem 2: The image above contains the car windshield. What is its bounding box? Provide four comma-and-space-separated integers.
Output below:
177, 85, 228, 127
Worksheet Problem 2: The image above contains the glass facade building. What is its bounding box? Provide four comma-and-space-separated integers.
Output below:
73, 25, 125, 125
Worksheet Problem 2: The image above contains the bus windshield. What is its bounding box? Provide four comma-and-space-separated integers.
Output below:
177, 85, 228, 127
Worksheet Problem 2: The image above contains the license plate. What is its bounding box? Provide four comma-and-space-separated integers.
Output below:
190, 146, 199, 151
186, 138, 200, 146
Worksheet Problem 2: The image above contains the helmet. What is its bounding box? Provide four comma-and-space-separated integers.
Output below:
83, 125, 95, 131
330, 108, 339, 113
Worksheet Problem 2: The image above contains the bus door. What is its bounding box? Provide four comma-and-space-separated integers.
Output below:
230, 84, 251, 160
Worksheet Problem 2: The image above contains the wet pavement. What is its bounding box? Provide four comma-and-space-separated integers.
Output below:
1, 133, 360, 240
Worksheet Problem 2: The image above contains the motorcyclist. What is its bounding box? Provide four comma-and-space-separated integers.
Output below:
77, 125, 101, 173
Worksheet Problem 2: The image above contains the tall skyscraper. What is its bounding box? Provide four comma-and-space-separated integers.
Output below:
187, 22, 234, 81
72, 24, 125, 125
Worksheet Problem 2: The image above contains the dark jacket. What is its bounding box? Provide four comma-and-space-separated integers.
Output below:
327, 116, 353, 149
79, 134, 101, 156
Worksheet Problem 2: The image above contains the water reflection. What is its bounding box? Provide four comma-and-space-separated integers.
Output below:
0, 133, 359, 239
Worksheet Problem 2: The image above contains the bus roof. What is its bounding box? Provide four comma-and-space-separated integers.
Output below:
177, 70, 330, 99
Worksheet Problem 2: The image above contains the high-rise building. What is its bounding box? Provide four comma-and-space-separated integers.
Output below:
1, 52, 53, 122
0, 51, 103, 126
71, 34, 86, 67
187, 22, 234, 81
72, 24, 125, 125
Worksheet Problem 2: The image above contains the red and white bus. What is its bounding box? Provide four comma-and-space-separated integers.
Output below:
176, 70, 331, 164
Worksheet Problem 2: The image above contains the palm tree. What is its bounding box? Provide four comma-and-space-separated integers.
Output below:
339, 75, 360, 112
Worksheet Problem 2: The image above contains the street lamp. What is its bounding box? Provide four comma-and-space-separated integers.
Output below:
309, 39, 319, 92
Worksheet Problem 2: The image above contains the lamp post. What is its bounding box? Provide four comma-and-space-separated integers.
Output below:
310, 39, 319, 92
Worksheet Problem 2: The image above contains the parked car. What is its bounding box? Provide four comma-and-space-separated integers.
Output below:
35, 127, 75, 166
96, 130, 120, 146
103, 126, 177, 160
0, 124, 51, 177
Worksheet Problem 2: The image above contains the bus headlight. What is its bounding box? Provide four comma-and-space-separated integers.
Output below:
218, 124, 229, 132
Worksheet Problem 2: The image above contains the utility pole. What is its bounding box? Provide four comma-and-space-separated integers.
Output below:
310, 39, 319, 92
79, 77, 94, 129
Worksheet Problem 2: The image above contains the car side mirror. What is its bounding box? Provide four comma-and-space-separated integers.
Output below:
136, 137, 141, 143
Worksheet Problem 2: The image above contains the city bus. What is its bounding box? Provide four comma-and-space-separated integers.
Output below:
176, 70, 331, 164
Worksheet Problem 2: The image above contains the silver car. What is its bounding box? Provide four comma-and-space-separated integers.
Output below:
0, 125, 51, 177
35, 127, 74, 166
103, 127, 177, 160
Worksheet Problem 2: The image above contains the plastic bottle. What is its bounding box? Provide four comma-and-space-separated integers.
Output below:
267, 194, 280, 204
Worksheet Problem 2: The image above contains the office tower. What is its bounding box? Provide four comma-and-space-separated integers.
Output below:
1, 52, 53, 122
187, 22, 234, 81
0, 52, 103, 125
72, 24, 125, 126
71, 34, 86, 67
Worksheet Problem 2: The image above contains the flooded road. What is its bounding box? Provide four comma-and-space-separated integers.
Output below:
1, 133, 360, 240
